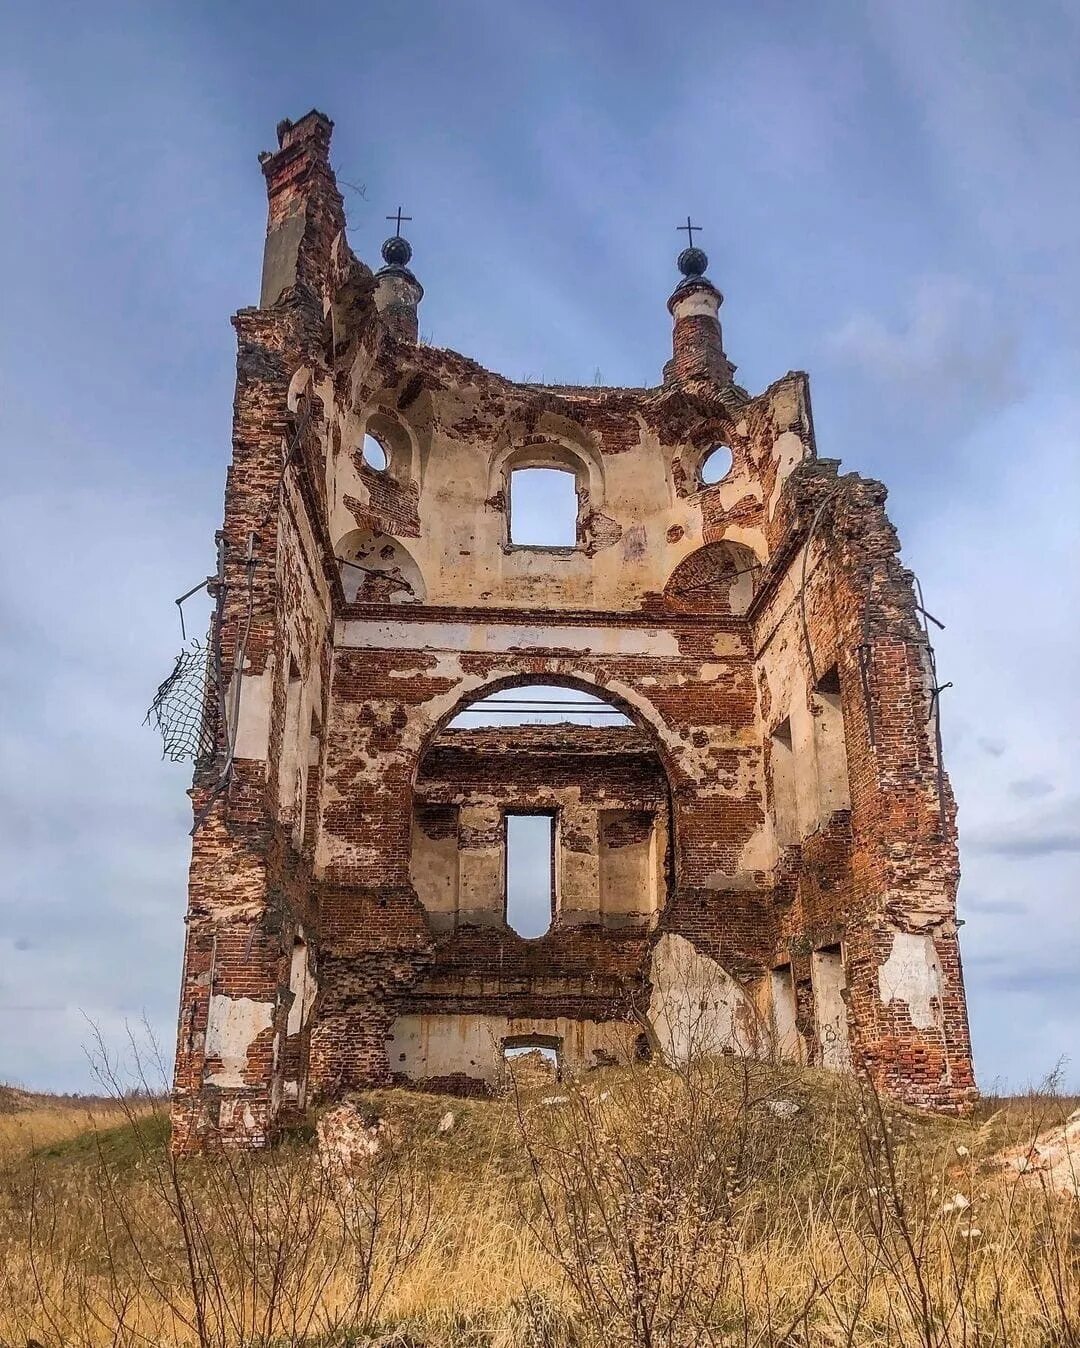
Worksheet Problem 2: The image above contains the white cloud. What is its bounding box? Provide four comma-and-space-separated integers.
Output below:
829, 276, 1018, 410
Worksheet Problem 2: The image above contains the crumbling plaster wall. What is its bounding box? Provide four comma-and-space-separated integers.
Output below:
647, 933, 761, 1063
388, 1013, 638, 1087
747, 461, 975, 1106
314, 354, 815, 615
174, 113, 349, 1151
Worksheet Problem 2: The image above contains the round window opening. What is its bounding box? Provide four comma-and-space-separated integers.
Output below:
362, 433, 388, 472
700, 445, 733, 486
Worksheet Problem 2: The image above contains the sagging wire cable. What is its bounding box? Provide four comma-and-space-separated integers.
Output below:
797, 489, 840, 689
914, 574, 952, 832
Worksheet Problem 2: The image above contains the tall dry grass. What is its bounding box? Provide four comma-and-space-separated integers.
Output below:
0, 1091, 148, 1168
0, 1057, 1076, 1347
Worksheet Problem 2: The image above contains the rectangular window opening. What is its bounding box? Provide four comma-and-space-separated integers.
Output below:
509, 467, 578, 547
502, 1036, 561, 1090
505, 812, 556, 938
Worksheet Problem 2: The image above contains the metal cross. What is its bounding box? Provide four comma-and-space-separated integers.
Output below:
677, 215, 701, 248
386, 206, 412, 236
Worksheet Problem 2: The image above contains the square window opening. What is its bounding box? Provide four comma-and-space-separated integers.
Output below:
509, 467, 578, 547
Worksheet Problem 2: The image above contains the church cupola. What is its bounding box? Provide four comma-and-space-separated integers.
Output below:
374, 207, 423, 343
663, 218, 735, 386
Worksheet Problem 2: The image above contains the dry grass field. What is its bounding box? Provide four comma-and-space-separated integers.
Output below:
0, 1063, 1076, 1348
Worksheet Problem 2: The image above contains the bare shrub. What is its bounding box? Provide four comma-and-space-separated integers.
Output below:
0, 1027, 431, 1347
511, 1047, 1080, 1348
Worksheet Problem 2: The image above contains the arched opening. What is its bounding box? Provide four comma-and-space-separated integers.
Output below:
447, 683, 632, 729
700, 444, 733, 485
352, 407, 417, 480
411, 678, 673, 937
496, 441, 598, 551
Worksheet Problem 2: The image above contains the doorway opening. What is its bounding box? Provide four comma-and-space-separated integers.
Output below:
501, 1035, 561, 1090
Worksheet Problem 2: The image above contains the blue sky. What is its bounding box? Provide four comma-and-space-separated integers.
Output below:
0, 0, 1076, 1093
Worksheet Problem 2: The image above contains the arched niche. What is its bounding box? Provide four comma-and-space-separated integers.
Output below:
413, 671, 680, 790
669, 423, 749, 500
346, 407, 418, 483
663, 540, 762, 616
336, 527, 426, 604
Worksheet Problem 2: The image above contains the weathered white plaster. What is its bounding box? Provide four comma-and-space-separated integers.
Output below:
878, 931, 944, 1031
388, 1013, 635, 1082
338, 618, 683, 658
811, 947, 851, 1071
647, 933, 758, 1062
286, 938, 317, 1036
218, 1098, 260, 1135
770, 965, 803, 1062
672, 289, 720, 322
228, 661, 275, 762
205, 994, 273, 1087
767, 430, 806, 519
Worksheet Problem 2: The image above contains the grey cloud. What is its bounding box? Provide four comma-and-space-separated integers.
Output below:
977, 737, 1007, 758
1009, 777, 1055, 800
960, 895, 1028, 916
967, 829, 1080, 859
964, 796, 1080, 858
828, 277, 1020, 414
977, 963, 1079, 996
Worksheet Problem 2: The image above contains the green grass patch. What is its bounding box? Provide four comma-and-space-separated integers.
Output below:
31, 1109, 171, 1169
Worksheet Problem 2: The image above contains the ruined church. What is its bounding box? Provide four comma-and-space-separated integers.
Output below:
170, 110, 976, 1151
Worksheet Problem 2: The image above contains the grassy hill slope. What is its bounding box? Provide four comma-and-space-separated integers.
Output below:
0, 1062, 1075, 1347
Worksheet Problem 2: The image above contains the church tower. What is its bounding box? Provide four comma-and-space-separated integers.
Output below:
169, 111, 976, 1151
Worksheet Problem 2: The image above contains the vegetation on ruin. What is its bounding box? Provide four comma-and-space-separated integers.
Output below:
0, 1057, 1076, 1348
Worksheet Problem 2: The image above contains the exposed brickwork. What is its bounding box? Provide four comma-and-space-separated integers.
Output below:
170, 112, 976, 1152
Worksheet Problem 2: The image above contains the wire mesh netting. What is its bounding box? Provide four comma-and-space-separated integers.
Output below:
146, 640, 218, 763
